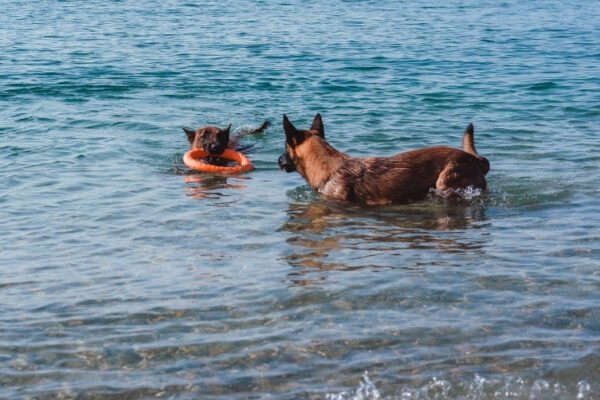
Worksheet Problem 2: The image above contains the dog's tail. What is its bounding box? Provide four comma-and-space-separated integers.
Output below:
463, 123, 490, 174
242, 120, 271, 136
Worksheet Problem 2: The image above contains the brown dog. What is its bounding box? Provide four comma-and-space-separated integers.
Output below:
183, 120, 270, 155
278, 113, 490, 205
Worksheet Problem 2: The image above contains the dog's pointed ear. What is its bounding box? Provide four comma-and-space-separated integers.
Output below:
183, 127, 196, 143
219, 124, 231, 141
310, 113, 324, 137
283, 114, 302, 146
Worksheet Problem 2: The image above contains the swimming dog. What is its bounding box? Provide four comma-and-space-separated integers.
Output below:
183, 120, 270, 155
278, 113, 489, 205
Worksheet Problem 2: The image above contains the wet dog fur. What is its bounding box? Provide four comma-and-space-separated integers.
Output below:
183, 120, 270, 158
278, 113, 490, 205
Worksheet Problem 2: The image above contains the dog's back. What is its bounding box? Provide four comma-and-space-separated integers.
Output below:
323, 146, 487, 204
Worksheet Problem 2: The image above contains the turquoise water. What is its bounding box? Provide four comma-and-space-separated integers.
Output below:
1, 1, 599, 398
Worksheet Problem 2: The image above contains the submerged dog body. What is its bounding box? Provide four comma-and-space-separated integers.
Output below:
279, 114, 489, 205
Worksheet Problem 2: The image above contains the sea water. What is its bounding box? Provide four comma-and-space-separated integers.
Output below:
1, 1, 599, 398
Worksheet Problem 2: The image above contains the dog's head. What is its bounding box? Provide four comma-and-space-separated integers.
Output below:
278, 113, 325, 173
183, 124, 231, 155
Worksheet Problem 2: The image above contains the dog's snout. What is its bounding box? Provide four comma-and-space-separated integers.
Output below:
278, 152, 296, 173
204, 143, 224, 155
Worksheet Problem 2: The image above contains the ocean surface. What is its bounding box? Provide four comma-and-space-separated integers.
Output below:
1, 1, 599, 399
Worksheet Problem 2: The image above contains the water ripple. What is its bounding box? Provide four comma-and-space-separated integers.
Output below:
1, 0, 599, 398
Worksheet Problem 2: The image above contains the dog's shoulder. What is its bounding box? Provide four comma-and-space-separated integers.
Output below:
318, 158, 361, 201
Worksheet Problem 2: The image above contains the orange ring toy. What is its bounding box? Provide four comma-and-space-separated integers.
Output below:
183, 148, 254, 174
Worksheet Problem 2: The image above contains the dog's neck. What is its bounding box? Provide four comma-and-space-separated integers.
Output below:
295, 136, 349, 192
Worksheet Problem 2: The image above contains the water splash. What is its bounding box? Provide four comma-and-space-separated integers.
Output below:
430, 186, 486, 203
326, 372, 382, 400
325, 373, 595, 400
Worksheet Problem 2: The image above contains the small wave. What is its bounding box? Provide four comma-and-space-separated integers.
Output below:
326, 372, 595, 400
486, 188, 574, 209
287, 185, 319, 203
1, 80, 148, 100
527, 81, 560, 91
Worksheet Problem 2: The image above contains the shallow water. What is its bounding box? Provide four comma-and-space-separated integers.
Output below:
1, 0, 599, 399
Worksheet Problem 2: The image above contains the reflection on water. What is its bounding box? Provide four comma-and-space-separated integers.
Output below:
183, 174, 247, 200
172, 156, 251, 200
281, 199, 490, 276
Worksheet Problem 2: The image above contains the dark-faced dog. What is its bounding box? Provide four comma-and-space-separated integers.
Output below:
183, 120, 270, 157
278, 113, 490, 205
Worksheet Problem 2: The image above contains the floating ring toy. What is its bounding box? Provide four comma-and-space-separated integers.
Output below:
183, 148, 254, 174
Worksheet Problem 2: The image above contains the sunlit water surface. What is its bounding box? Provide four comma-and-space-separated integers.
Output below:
1, 1, 599, 399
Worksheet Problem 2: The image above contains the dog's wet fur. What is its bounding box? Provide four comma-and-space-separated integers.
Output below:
279, 113, 490, 206
183, 120, 270, 164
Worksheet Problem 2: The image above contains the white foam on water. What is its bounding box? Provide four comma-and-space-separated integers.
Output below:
431, 186, 486, 203
326, 372, 382, 400
325, 373, 595, 400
